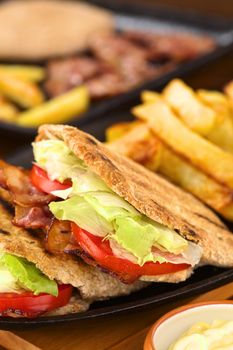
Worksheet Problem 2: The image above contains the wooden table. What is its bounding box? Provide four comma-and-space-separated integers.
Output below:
0, 1, 233, 349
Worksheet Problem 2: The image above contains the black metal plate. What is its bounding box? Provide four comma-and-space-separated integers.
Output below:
1, 147, 233, 327
0, 0, 232, 137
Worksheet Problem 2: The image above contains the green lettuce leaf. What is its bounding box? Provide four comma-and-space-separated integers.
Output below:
35, 140, 189, 265
0, 257, 20, 293
49, 196, 114, 237
0, 253, 58, 296
113, 217, 187, 265
50, 194, 188, 265
33, 140, 86, 182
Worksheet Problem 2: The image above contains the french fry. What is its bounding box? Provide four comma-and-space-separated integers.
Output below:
0, 102, 18, 122
17, 85, 89, 127
133, 100, 233, 189
197, 89, 233, 153
159, 146, 233, 219
141, 90, 161, 104
107, 121, 233, 220
106, 121, 140, 142
0, 65, 45, 82
0, 73, 44, 108
107, 124, 162, 171
197, 89, 230, 113
0, 93, 18, 122
163, 79, 217, 135
224, 80, 233, 101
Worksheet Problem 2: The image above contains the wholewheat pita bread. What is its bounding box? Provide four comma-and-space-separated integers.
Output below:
45, 295, 89, 316
37, 124, 233, 272
0, 204, 146, 300
0, 0, 114, 61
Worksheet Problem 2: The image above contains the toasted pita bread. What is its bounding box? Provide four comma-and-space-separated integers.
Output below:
0, 204, 146, 300
45, 295, 90, 316
0, 0, 114, 61
37, 125, 233, 273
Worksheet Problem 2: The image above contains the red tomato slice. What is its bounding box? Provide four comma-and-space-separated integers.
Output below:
72, 224, 190, 280
30, 165, 71, 194
0, 284, 73, 318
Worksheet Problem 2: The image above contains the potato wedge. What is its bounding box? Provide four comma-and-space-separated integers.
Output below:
0, 73, 44, 108
17, 85, 89, 127
107, 124, 162, 171
0, 65, 45, 82
141, 90, 161, 104
134, 100, 233, 188
163, 79, 217, 135
106, 121, 140, 143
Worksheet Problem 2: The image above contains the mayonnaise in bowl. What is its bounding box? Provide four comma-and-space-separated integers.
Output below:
169, 320, 233, 350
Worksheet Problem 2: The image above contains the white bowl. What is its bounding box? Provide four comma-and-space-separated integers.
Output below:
144, 301, 233, 350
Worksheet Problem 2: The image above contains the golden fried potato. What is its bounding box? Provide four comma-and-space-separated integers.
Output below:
0, 73, 44, 108
107, 120, 233, 220
134, 100, 233, 189
197, 89, 230, 112
106, 121, 140, 143
163, 79, 217, 135
141, 90, 161, 104
17, 85, 89, 127
159, 146, 233, 218
224, 80, 233, 101
197, 89, 233, 153
0, 65, 45, 82
0, 102, 18, 122
107, 124, 161, 171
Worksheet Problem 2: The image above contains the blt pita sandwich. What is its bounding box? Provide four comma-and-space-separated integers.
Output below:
1, 124, 233, 317
0, 203, 144, 318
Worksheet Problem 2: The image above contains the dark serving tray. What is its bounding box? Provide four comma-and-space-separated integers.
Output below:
0, 0, 232, 137
1, 146, 233, 327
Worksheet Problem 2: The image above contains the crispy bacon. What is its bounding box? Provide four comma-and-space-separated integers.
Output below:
45, 30, 215, 99
45, 219, 71, 254
124, 31, 216, 62
0, 161, 54, 230
0, 162, 53, 206
44, 56, 105, 97
13, 205, 53, 229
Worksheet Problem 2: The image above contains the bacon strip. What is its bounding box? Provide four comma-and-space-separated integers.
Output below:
45, 219, 71, 254
0, 161, 53, 229
13, 205, 53, 229
1, 163, 53, 206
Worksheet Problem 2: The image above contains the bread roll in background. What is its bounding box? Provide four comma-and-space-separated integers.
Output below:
0, 0, 114, 61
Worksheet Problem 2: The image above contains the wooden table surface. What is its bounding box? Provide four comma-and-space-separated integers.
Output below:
0, 1, 233, 350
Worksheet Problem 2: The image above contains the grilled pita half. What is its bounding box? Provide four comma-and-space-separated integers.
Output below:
0, 0, 114, 61
36, 124, 233, 278
0, 204, 146, 305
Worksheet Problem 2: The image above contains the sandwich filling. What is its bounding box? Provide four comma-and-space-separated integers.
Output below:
0, 252, 72, 317
31, 140, 202, 281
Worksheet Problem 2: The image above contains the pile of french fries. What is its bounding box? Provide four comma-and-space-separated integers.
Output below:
0, 65, 89, 127
106, 79, 233, 222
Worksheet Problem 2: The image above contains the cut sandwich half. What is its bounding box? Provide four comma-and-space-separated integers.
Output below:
1, 125, 233, 289
0, 204, 145, 317
25, 124, 233, 283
